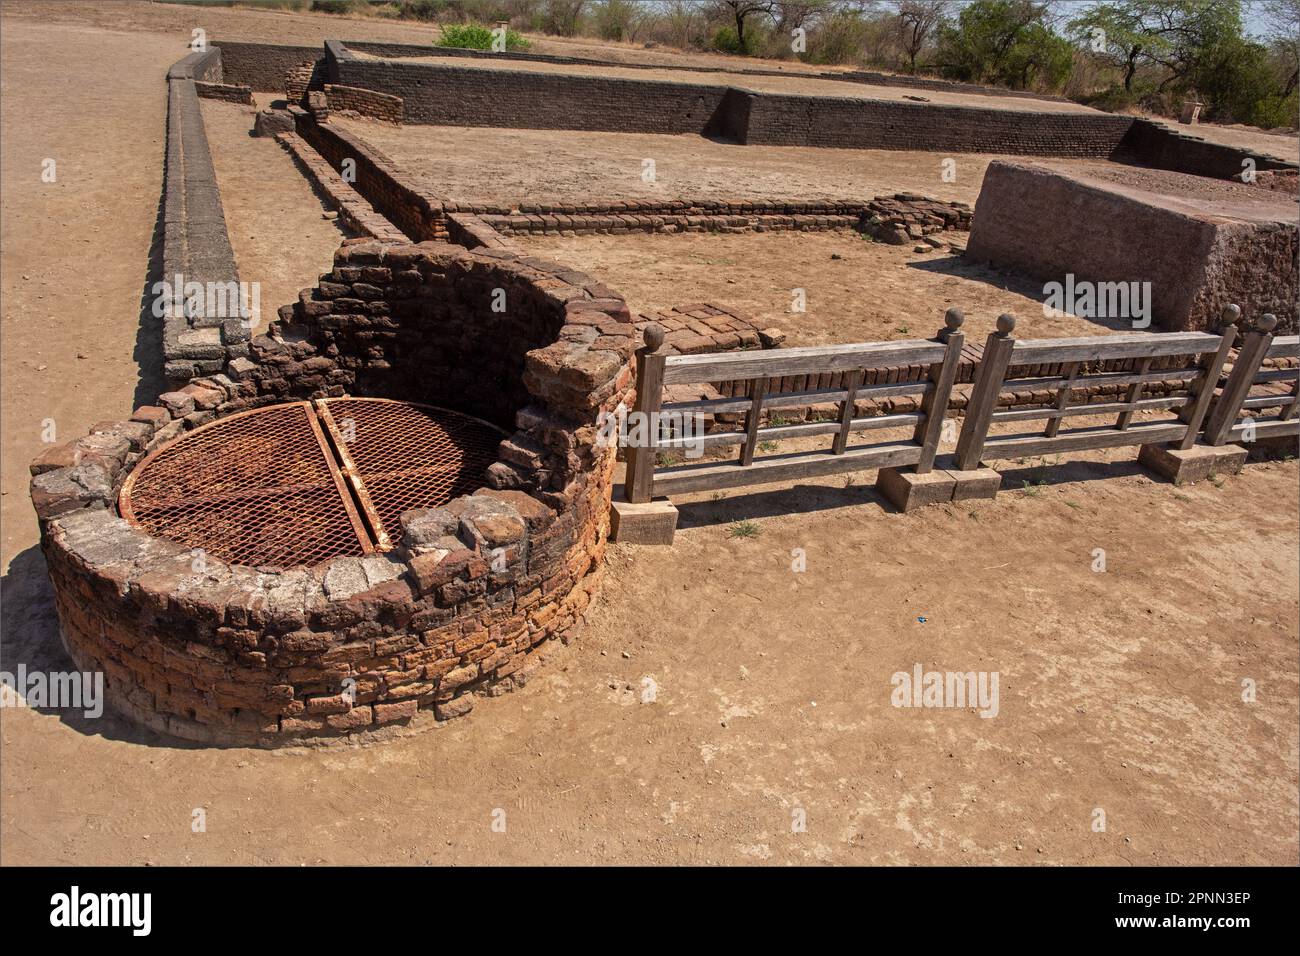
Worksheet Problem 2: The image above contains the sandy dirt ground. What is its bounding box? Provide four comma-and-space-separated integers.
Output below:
357, 50, 1099, 114
334, 116, 1032, 206
0, 16, 179, 565
514, 231, 1123, 346
2, 3, 1297, 869
4, 449, 1297, 866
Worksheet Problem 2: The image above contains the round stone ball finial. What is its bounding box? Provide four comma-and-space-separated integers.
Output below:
996, 313, 1017, 336
642, 322, 665, 352
1220, 303, 1242, 329
1257, 313, 1278, 333
944, 307, 965, 332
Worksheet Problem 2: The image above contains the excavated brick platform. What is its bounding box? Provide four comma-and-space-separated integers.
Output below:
967, 160, 1298, 333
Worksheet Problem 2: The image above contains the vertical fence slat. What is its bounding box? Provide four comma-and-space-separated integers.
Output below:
833, 369, 864, 456
1044, 362, 1080, 438
624, 325, 666, 504
1201, 319, 1276, 448
915, 309, 966, 474
955, 313, 1017, 471
740, 377, 769, 467
1282, 378, 1300, 421
1116, 356, 1153, 431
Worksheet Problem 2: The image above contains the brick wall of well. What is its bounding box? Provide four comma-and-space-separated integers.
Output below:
32, 242, 638, 747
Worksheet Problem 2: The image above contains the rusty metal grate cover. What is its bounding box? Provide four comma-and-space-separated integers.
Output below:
119, 399, 505, 569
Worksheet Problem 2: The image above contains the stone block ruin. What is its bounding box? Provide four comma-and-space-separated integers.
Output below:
25, 34, 1300, 747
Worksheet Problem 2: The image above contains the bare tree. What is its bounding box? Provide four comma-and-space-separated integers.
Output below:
542, 0, 587, 37
772, 1, 830, 33
664, 0, 707, 48
895, 0, 948, 73
713, 1, 779, 51
1261, 0, 1300, 96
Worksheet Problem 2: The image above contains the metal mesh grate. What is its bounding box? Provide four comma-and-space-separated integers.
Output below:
320, 399, 505, 542
119, 399, 505, 569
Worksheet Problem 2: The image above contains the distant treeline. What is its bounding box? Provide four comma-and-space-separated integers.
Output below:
196, 1, 1300, 129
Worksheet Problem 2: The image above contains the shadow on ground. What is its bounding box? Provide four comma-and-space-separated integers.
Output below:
0, 544, 180, 748
907, 254, 1133, 335
132, 184, 168, 409
674, 455, 1158, 530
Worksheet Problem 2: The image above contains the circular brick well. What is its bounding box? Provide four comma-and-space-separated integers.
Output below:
32, 242, 637, 746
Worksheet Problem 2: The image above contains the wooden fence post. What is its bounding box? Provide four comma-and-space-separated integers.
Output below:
954, 313, 1017, 471
915, 307, 966, 474
1203, 313, 1275, 446
624, 324, 666, 504
1176, 304, 1240, 449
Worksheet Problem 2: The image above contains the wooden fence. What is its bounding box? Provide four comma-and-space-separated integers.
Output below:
623, 310, 966, 501
622, 306, 1297, 506
952, 315, 1236, 469
1201, 315, 1300, 446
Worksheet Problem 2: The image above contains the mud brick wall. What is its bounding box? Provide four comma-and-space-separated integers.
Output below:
479, 196, 970, 238
332, 53, 731, 134
1117, 119, 1298, 180
967, 161, 1299, 333
485, 210, 861, 236
275, 132, 409, 242
862, 194, 973, 243
833, 71, 1071, 104
342, 39, 1069, 107
213, 40, 323, 92
740, 92, 1135, 155
445, 211, 518, 250
328, 41, 1132, 156
195, 80, 254, 105
325, 84, 402, 124
32, 242, 638, 747
292, 108, 446, 241
163, 52, 250, 386
700, 337, 1205, 426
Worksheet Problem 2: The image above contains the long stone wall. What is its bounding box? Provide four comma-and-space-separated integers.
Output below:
162, 49, 251, 386
343, 38, 1072, 106
740, 92, 1134, 155
331, 47, 731, 135
212, 39, 323, 92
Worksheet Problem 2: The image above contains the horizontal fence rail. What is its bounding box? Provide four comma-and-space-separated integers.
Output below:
622, 304, 1291, 507
1203, 315, 1300, 446
623, 310, 967, 502
953, 310, 1238, 470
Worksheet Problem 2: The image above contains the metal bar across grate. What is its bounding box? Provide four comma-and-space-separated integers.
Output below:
119, 399, 506, 569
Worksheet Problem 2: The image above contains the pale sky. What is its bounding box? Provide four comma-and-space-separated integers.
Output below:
1045, 0, 1274, 38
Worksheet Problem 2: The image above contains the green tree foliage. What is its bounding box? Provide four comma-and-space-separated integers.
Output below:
1069, 1, 1297, 127
935, 0, 1073, 91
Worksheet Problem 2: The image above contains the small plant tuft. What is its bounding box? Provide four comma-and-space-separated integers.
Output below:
727, 520, 762, 539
